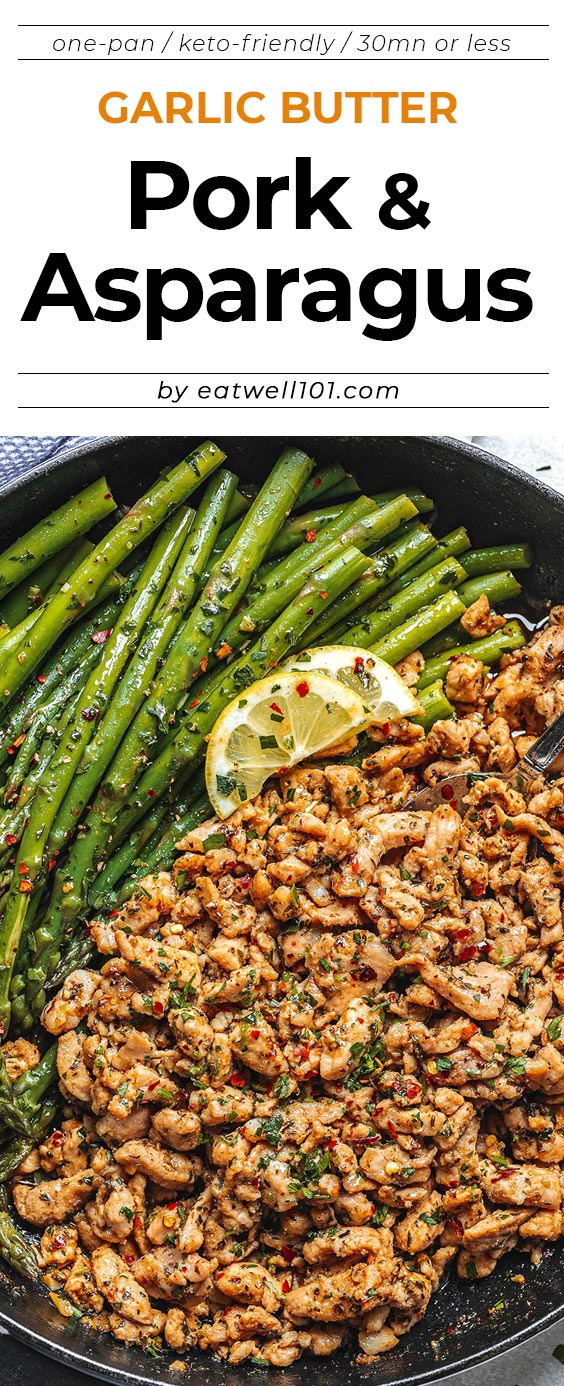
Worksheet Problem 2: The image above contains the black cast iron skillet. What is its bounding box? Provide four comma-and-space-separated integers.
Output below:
0, 435, 563, 1386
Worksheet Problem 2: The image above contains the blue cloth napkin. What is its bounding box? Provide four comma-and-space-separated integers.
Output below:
0, 437, 91, 484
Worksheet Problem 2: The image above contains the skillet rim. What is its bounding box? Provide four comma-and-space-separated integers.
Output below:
1, 432, 564, 1384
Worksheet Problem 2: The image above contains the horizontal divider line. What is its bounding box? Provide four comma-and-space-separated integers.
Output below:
18, 372, 550, 377
18, 404, 550, 410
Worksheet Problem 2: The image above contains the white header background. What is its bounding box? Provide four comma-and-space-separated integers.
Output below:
3, 0, 562, 435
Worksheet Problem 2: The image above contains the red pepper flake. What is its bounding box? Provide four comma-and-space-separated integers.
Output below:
441, 783, 455, 801
189, 696, 201, 708
91, 628, 112, 645
446, 1216, 463, 1238
471, 882, 485, 897
200, 657, 208, 673
108, 909, 120, 919
350, 855, 359, 874
51, 1131, 64, 1146
166, 1201, 179, 1211
296, 680, 309, 698
4, 833, 17, 846
104, 492, 112, 499
147, 789, 157, 798
216, 643, 232, 660
281, 1245, 296, 1263
320, 590, 328, 600
326, 1139, 338, 1149
387, 1119, 398, 1139
300, 1045, 310, 1061
19, 880, 32, 893
405, 1082, 421, 1100
37, 674, 47, 684
270, 703, 282, 715
47, 857, 57, 872
354, 657, 365, 674
153, 1000, 164, 1016
250, 1029, 260, 1039
381, 722, 391, 738
313, 476, 322, 490
282, 1278, 291, 1293
458, 944, 477, 962
124, 1253, 136, 1265
230, 1072, 246, 1088
306, 530, 317, 543
18, 862, 29, 875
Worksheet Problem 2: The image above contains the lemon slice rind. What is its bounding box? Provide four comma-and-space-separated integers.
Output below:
283, 645, 421, 723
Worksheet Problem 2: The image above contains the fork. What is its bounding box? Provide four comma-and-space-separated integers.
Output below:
407, 709, 564, 812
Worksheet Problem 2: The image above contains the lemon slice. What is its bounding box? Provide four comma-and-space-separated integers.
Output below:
206, 670, 371, 819
284, 645, 421, 723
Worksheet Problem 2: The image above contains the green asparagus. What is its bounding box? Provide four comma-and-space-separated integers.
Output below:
0, 441, 224, 711
418, 620, 527, 690
0, 477, 117, 601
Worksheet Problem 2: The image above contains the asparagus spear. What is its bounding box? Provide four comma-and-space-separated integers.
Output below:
0, 1092, 59, 1183
0, 538, 106, 665
293, 464, 352, 510
0, 682, 89, 855
0, 1186, 39, 1280
381, 527, 471, 596
461, 543, 533, 576
418, 620, 527, 690
313, 521, 440, 646
210, 498, 343, 566
224, 489, 251, 526
98, 545, 371, 853
370, 591, 467, 666
259, 503, 349, 561
318, 476, 362, 504
373, 488, 434, 515
336, 558, 468, 650
0, 541, 89, 628
213, 495, 417, 661
421, 571, 523, 660
0, 441, 224, 711
251, 495, 376, 588
0, 1043, 57, 1138
48, 470, 237, 854
457, 570, 522, 609
0, 587, 133, 768
38, 545, 368, 956
412, 681, 454, 732
3, 620, 110, 807
77, 449, 312, 819
0, 1053, 33, 1135
48, 929, 96, 990
0, 510, 196, 1032
0, 477, 117, 601
11, 1044, 58, 1116
89, 768, 207, 908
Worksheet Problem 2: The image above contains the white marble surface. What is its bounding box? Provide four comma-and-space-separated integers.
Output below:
470, 435, 564, 496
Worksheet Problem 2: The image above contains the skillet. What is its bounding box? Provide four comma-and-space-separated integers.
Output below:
0, 433, 563, 1386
